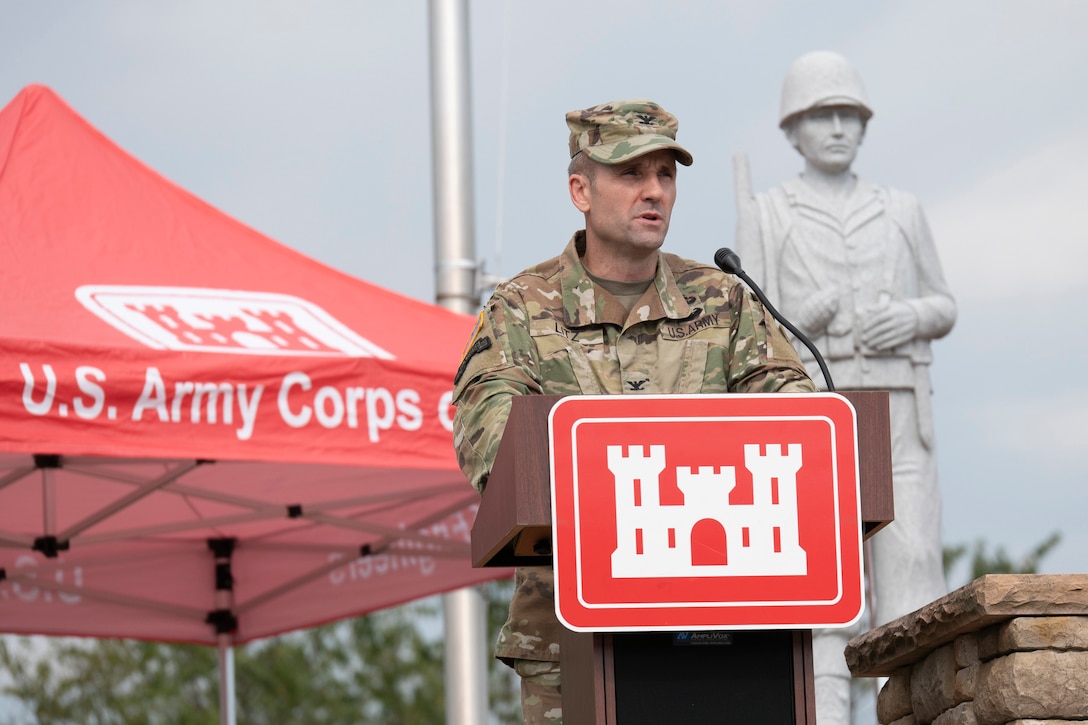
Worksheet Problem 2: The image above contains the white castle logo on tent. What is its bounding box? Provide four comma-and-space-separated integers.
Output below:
75, 285, 393, 358
609, 443, 807, 578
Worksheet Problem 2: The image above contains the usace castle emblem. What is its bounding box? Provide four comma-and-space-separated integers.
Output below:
608, 442, 806, 579
549, 394, 864, 631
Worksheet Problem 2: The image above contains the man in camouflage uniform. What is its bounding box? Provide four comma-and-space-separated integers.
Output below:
735, 52, 957, 725
453, 98, 815, 724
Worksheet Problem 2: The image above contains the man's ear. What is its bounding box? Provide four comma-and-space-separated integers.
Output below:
569, 174, 592, 213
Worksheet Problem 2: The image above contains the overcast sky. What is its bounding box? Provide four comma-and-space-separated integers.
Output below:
2, 0, 1085, 586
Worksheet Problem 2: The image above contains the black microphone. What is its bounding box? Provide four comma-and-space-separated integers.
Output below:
714, 247, 836, 392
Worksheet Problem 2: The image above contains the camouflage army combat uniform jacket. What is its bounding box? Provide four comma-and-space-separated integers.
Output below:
452, 231, 815, 665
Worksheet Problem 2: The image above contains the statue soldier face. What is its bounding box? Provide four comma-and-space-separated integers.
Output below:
786, 105, 866, 175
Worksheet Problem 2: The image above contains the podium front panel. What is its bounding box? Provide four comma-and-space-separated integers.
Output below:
612, 630, 797, 723
560, 628, 815, 724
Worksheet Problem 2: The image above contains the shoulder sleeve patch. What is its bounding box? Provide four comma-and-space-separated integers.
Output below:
454, 335, 492, 385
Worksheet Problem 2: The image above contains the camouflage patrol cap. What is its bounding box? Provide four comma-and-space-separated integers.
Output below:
566, 99, 694, 166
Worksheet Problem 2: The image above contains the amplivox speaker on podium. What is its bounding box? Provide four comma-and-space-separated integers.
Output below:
471, 392, 892, 724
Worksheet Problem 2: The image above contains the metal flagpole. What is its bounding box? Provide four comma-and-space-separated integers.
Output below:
427, 1, 490, 724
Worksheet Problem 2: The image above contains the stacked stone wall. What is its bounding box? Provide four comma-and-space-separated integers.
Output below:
845, 575, 1088, 725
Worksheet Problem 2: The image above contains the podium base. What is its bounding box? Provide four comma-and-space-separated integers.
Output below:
561, 629, 815, 724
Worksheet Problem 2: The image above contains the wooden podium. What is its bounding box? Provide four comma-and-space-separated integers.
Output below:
471, 392, 893, 724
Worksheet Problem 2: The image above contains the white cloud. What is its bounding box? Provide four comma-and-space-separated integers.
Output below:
971, 391, 1088, 466
927, 135, 1088, 302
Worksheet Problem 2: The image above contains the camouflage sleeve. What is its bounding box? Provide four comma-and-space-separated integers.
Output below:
451, 289, 542, 494
726, 283, 816, 394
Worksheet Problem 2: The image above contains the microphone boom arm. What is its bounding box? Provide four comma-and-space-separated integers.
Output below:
714, 247, 836, 393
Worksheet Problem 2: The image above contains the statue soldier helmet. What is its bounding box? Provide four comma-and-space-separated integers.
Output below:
778, 50, 874, 128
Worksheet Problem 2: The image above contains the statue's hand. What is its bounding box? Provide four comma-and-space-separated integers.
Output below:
861, 301, 918, 350
795, 287, 841, 334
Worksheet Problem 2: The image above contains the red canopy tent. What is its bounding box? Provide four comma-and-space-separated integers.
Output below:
0, 84, 503, 714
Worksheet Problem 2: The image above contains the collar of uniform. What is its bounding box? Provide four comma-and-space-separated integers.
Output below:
652, 254, 692, 320
558, 232, 693, 327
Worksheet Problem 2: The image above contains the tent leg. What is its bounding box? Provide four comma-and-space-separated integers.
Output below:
218, 634, 237, 725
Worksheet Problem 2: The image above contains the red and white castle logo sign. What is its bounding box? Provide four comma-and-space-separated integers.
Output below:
609, 442, 807, 579
549, 394, 863, 632
76, 285, 392, 358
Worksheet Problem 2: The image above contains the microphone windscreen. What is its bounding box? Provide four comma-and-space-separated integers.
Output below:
714, 247, 743, 275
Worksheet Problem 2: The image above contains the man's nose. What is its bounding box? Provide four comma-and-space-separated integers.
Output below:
831, 112, 844, 134
642, 174, 664, 199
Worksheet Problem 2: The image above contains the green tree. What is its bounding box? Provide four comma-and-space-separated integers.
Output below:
943, 531, 1063, 589
0, 580, 518, 725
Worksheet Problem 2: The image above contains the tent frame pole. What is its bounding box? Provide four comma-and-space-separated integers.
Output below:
209, 538, 238, 725
217, 634, 236, 725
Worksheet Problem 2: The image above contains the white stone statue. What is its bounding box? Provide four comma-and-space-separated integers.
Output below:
734, 50, 957, 725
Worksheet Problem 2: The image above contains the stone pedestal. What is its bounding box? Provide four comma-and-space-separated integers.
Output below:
845, 574, 1088, 725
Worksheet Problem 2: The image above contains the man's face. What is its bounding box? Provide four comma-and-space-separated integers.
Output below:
571, 149, 678, 262
787, 105, 865, 174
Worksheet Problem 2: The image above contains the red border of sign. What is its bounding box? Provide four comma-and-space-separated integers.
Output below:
549, 394, 863, 632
